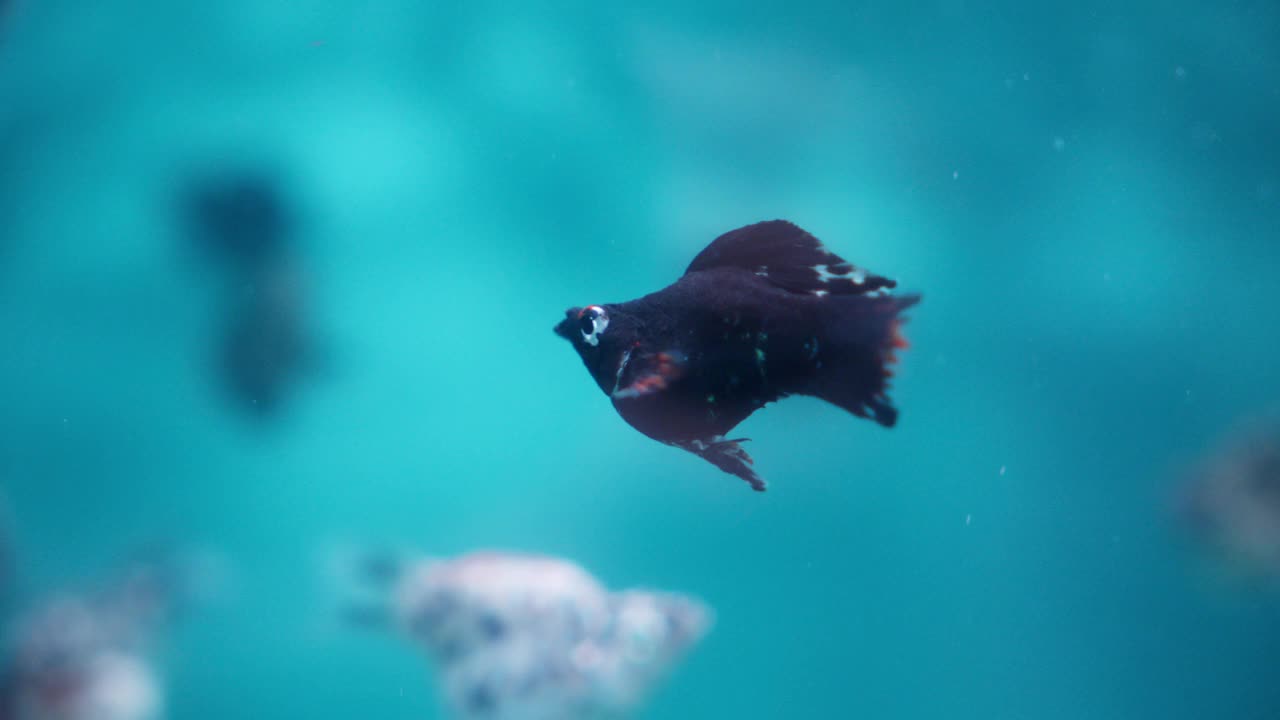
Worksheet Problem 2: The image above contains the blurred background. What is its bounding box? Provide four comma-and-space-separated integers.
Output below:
2, 0, 1279, 718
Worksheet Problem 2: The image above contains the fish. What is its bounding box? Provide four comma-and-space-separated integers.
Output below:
180, 168, 318, 419
554, 220, 920, 491
216, 260, 313, 417
0, 549, 203, 720
340, 550, 711, 720
1177, 424, 1280, 581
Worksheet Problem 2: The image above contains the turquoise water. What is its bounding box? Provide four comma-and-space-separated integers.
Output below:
2, 1, 1280, 718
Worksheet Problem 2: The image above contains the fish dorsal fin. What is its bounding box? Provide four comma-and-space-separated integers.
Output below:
684, 220, 896, 296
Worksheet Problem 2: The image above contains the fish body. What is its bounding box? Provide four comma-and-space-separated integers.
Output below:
181, 169, 317, 418
349, 551, 710, 720
1179, 426, 1280, 579
1, 552, 193, 720
555, 220, 920, 491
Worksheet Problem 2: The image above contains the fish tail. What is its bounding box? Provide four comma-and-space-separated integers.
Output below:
325, 545, 407, 631
811, 293, 921, 426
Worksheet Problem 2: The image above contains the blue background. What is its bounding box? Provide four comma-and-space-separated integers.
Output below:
2, 1, 1279, 718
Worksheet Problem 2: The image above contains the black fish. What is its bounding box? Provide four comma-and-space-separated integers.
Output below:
554, 220, 920, 492
180, 168, 316, 418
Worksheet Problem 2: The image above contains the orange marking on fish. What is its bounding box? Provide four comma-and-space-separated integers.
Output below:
889, 319, 910, 350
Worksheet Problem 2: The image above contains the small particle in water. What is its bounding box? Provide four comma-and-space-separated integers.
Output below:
1175, 66, 1186, 80
952, 170, 959, 180
965, 514, 972, 526
1052, 136, 1065, 152
999, 466, 1007, 476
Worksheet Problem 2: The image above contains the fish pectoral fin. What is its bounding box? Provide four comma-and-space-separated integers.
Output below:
673, 437, 767, 492
611, 350, 687, 400
684, 219, 896, 297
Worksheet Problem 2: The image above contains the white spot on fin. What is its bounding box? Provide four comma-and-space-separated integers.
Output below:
813, 264, 867, 287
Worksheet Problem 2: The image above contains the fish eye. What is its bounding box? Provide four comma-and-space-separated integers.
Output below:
578, 305, 609, 346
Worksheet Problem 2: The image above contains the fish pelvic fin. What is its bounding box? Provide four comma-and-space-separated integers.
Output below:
673, 437, 767, 491
811, 293, 921, 427
611, 349, 687, 400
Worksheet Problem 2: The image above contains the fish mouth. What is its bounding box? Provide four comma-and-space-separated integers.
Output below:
553, 308, 581, 341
